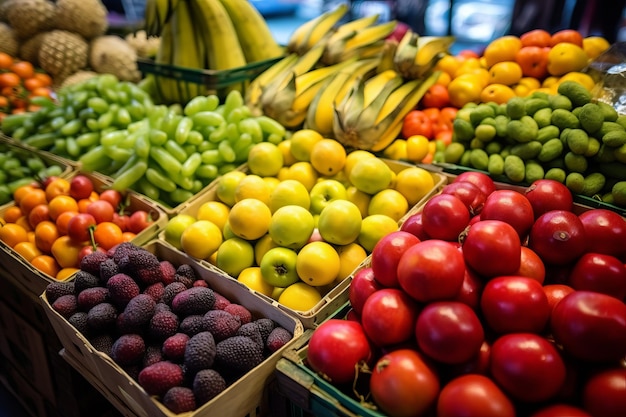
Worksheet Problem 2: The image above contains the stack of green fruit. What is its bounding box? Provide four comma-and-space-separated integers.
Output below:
0, 74, 287, 208
446, 80, 626, 206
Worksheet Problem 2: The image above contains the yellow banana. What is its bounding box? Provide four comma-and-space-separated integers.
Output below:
415, 36, 456, 66
216, 0, 284, 63
343, 20, 397, 52
154, 18, 180, 104
145, 0, 180, 36
286, 3, 349, 55
170, 0, 203, 100
245, 53, 299, 113
364, 69, 402, 107
376, 39, 399, 73
393, 30, 419, 77
324, 20, 397, 64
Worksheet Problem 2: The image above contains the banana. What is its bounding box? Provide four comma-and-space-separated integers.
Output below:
393, 30, 419, 77
324, 20, 397, 64
415, 36, 456, 66
394, 32, 455, 79
216, 0, 284, 63
170, 0, 204, 99
154, 18, 180, 104
286, 3, 349, 55
375, 39, 399, 73
305, 58, 380, 136
363, 69, 402, 107
245, 53, 299, 114
144, 0, 180, 36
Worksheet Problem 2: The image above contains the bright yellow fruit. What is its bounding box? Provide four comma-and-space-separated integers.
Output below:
278, 282, 322, 311
394, 166, 435, 206
310, 138, 347, 176
228, 198, 272, 240
483, 35, 523, 68
582, 36, 610, 60
547, 43, 589, 76
488, 61, 523, 86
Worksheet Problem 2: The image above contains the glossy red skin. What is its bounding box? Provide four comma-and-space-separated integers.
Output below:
480, 190, 535, 239
128, 210, 153, 234
306, 319, 372, 385
462, 220, 521, 278
86, 199, 115, 223
67, 213, 96, 243
98, 189, 122, 209
568, 253, 626, 300
77, 244, 107, 263
348, 267, 381, 315
446, 340, 491, 377
370, 231, 420, 288
416, 301, 485, 364
583, 368, 626, 417
452, 268, 484, 310
421, 194, 470, 242
397, 240, 466, 303
550, 291, 626, 363
542, 284, 575, 311
441, 181, 486, 216
490, 333, 566, 403
528, 210, 587, 266
515, 246, 546, 284
578, 209, 626, 259
69, 175, 94, 200
361, 288, 420, 347
524, 179, 573, 219
112, 212, 129, 232
529, 404, 592, 417
399, 212, 430, 241
437, 374, 515, 417
481, 275, 550, 334
454, 171, 496, 197
370, 349, 440, 417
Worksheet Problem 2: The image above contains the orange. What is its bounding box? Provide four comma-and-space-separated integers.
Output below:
19, 188, 47, 215
0, 73, 20, 88
10, 61, 35, 79
0, 223, 29, 248
480, 84, 516, 104
559, 72, 595, 92
0, 52, 13, 69
550, 29, 583, 47
13, 241, 43, 262
3, 206, 23, 224
57, 267, 80, 281
488, 61, 523, 86
520, 29, 552, 48
30, 254, 60, 277
435, 54, 462, 78
47, 195, 79, 221
34, 220, 59, 253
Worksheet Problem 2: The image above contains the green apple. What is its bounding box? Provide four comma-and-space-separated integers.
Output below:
163, 214, 196, 250
260, 247, 300, 287
349, 158, 393, 195
309, 179, 347, 214
358, 214, 399, 252
216, 236, 255, 277
247, 142, 284, 177
254, 233, 278, 265
268, 179, 311, 213
317, 200, 362, 245
268, 205, 315, 250
216, 170, 247, 206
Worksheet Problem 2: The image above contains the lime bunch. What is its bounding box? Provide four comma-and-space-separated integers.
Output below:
446, 80, 626, 206
1, 74, 288, 208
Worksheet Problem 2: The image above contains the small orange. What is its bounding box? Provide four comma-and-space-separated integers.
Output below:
15, 215, 33, 232
19, 188, 47, 215
0, 223, 29, 248
30, 254, 60, 277
48, 195, 79, 221
33, 72, 52, 87
56, 267, 80, 281
10, 61, 35, 79
0, 73, 21, 89
55, 210, 79, 235
3, 206, 23, 223
13, 241, 43, 262
0, 52, 13, 69
34, 220, 60, 253
23, 77, 45, 92
14, 184, 39, 206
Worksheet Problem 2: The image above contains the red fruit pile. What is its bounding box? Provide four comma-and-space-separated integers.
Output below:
308, 172, 626, 417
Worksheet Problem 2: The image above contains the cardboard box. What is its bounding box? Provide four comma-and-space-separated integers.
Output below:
40, 240, 304, 417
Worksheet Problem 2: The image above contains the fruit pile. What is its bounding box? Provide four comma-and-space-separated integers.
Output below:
446, 80, 626, 207
45, 242, 294, 414
0, 53, 53, 119
306, 172, 626, 416
0, 173, 157, 280
162, 130, 441, 313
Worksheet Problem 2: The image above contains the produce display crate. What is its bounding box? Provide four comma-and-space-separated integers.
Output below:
137, 56, 283, 104
162, 160, 447, 329
40, 239, 304, 417
433, 162, 626, 217
0, 170, 168, 297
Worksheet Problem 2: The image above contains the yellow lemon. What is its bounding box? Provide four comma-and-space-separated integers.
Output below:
296, 241, 341, 287
238, 266, 274, 297
480, 84, 516, 104
448, 75, 483, 108
547, 43, 589, 76
518, 77, 541, 90
345, 186, 371, 218
234, 174, 271, 205
393, 166, 436, 206
405, 135, 430, 163
180, 220, 223, 260
582, 36, 610, 60
382, 139, 408, 161
435, 54, 462, 78
343, 149, 376, 179
483, 35, 523, 68
310, 138, 347, 176
196, 200, 230, 231
216, 170, 247, 206
254, 233, 279, 265
368, 189, 409, 221
488, 61, 523, 86
247, 142, 283, 177
435, 71, 451, 87
358, 214, 399, 253
278, 139, 298, 166
289, 129, 324, 161
228, 198, 272, 240
278, 282, 322, 311
282, 161, 318, 192
335, 242, 368, 282
349, 157, 393, 195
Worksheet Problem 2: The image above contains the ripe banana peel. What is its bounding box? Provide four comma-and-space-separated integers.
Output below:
323, 20, 398, 65
394, 30, 455, 79
286, 3, 349, 55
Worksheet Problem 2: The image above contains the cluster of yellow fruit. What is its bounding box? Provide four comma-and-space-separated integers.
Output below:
435, 29, 611, 108
162, 129, 440, 313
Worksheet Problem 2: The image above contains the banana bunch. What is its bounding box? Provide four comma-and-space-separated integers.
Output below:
394, 30, 455, 79
286, 3, 349, 55
144, 0, 284, 104
332, 69, 440, 151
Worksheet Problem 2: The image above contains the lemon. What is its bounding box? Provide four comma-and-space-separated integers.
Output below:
368, 189, 409, 221
290, 129, 324, 161
254, 233, 278, 265
582, 36, 610, 60
268, 179, 311, 213
228, 198, 272, 240
216, 170, 247, 206
310, 138, 347, 176
281, 161, 319, 192
238, 266, 274, 297
180, 220, 223, 260
349, 158, 393, 195
343, 149, 376, 178
345, 186, 371, 218
405, 135, 430, 163
234, 174, 271, 205
296, 241, 341, 287
278, 282, 322, 311
196, 201, 230, 231
393, 166, 436, 206
447, 75, 483, 108
488, 61, 523, 86
335, 243, 368, 282
277, 139, 298, 167
480, 84, 516, 105
247, 142, 284, 177
358, 214, 399, 252
547, 43, 589, 76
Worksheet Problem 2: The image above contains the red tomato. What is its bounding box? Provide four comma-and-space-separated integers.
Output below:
67, 213, 97, 243
348, 267, 381, 316
415, 301, 485, 364
490, 333, 566, 403
69, 175, 94, 200
514, 246, 546, 284
86, 199, 115, 224
421, 83, 450, 108
402, 110, 433, 139
480, 276, 551, 334
530, 404, 592, 417
399, 212, 430, 241
542, 284, 575, 311
421, 194, 470, 241
437, 374, 515, 417
525, 179, 573, 219
446, 340, 492, 377
440, 181, 487, 216
370, 231, 420, 288
370, 349, 440, 417
453, 171, 496, 197
128, 210, 154, 234
452, 268, 484, 310
528, 210, 587, 266
361, 288, 420, 347
550, 291, 626, 363
480, 190, 535, 240
112, 212, 130, 232
93, 221, 123, 250
462, 220, 521, 278
568, 253, 626, 299
582, 368, 626, 417
306, 319, 372, 385
397, 240, 466, 303
98, 189, 123, 209
578, 209, 626, 259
